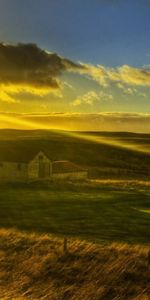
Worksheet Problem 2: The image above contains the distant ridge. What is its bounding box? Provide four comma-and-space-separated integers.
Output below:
0, 128, 150, 139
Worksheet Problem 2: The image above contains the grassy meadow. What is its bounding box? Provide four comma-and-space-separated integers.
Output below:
0, 130, 150, 299
0, 181, 149, 244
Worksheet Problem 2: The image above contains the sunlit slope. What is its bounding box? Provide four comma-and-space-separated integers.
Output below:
0, 129, 149, 153
65, 131, 150, 154
0, 129, 149, 178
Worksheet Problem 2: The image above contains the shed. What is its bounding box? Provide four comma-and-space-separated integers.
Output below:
52, 160, 88, 180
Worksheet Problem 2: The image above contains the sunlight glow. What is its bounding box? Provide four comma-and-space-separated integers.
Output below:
64, 131, 150, 154
0, 114, 149, 154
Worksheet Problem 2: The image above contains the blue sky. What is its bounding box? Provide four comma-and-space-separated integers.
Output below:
0, 0, 149, 131
0, 0, 150, 65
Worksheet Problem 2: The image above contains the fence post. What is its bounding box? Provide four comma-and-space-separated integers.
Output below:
63, 237, 68, 254
148, 250, 150, 266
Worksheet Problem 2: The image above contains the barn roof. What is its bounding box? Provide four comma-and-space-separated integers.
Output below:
52, 160, 87, 174
0, 148, 49, 163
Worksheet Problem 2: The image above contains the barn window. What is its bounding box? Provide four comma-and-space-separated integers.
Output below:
17, 163, 22, 171
0, 163, 3, 167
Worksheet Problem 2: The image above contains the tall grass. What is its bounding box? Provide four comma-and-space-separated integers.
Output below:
0, 229, 149, 299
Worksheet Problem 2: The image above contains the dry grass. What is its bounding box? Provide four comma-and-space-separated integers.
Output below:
0, 229, 149, 300
90, 179, 150, 188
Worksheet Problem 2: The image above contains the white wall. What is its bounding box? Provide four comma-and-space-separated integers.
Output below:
28, 152, 52, 180
0, 162, 28, 182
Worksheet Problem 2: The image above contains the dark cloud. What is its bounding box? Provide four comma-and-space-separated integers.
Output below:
0, 42, 83, 89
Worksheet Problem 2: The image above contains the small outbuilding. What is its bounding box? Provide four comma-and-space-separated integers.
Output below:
52, 160, 88, 180
0, 149, 88, 182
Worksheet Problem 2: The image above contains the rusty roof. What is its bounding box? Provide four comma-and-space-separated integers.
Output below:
52, 160, 87, 174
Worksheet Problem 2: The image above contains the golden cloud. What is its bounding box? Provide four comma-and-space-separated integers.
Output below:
80, 63, 150, 87
0, 112, 150, 135
0, 83, 64, 103
72, 90, 113, 106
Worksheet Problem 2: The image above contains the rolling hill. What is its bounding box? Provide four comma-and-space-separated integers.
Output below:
0, 129, 149, 179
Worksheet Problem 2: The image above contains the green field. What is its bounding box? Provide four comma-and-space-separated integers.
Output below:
0, 182, 149, 244
0, 130, 150, 244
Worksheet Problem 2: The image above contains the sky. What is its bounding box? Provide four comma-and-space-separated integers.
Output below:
0, 0, 150, 132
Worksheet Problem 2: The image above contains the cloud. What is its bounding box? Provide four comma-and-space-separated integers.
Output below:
0, 42, 149, 103
78, 63, 108, 87
72, 91, 113, 106
0, 42, 83, 102
115, 65, 150, 86
0, 89, 19, 103
62, 81, 74, 90
79, 63, 150, 88
73, 91, 100, 106
0, 112, 150, 134
116, 83, 137, 95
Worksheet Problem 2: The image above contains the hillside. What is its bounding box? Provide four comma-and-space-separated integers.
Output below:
0, 129, 149, 179
0, 229, 149, 300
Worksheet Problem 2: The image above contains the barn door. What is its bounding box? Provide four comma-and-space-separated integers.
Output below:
39, 161, 46, 178
38, 155, 50, 179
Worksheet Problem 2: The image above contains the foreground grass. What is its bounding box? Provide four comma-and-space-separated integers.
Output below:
0, 181, 149, 244
0, 228, 149, 300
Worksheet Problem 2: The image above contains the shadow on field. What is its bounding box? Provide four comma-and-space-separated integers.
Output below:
0, 181, 149, 244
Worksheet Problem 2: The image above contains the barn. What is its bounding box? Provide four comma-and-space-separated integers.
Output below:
0, 150, 88, 182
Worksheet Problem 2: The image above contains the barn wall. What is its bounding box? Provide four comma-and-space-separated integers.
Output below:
0, 162, 28, 182
52, 171, 88, 181
28, 153, 52, 180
